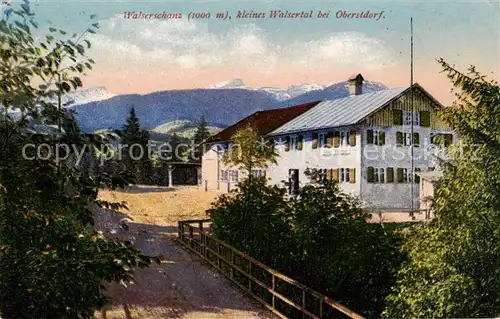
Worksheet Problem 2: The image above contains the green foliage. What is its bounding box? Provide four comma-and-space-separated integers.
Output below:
208, 176, 294, 269
0, 7, 157, 318
208, 176, 406, 317
222, 126, 278, 177
383, 60, 500, 318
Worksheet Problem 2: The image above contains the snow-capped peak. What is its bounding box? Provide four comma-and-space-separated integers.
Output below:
206, 79, 325, 101
207, 78, 247, 89
62, 86, 115, 106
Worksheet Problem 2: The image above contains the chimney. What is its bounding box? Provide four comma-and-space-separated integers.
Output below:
348, 73, 364, 96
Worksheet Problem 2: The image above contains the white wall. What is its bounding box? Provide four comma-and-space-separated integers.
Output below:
359, 124, 456, 210
268, 127, 362, 197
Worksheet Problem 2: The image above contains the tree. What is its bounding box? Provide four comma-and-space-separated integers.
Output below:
192, 116, 211, 162
121, 108, 153, 184
290, 178, 405, 317
0, 5, 157, 318
222, 126, 278, 179
383, 60, 500, 318
208, 173, 406, 317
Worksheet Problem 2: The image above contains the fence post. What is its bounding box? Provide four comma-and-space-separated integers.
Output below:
205, 180, 208, 192
248, 261, 252, 292
217, 243, 221, 269
272, 275, 276, 310
302, 289, 307, 319
178, 221, 183, 242
230, 249, 234, 280
319, 297, 323, 318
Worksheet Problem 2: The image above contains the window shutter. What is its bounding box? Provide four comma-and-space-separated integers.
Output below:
420, 111, 431, 127
386, 167, 394, 183
396, 168, 404, 183
349, 168, 356, 183
431, 133, 438, 145
413, 133, 420, 147
326, 169, 332, 181
285, 136, 290, 152
312, 133, 318, 149
414, 167, 421, 184
367, 167, 374, 183
332, 168, 339, 182
297, 135, 303, 151
367, 129, 374, 144
380, 131, 386, 145
349, 130, 356, 146
445, 134, 453, 147
396, 132, 403, 146
393, 109, 403, 125
333, 131, 340, 148
327, 132, 334, 148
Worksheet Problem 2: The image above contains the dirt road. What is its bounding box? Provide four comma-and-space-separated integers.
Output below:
95, 186, 275, 319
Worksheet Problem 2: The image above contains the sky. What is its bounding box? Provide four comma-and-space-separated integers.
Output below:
5, 0, 500, 104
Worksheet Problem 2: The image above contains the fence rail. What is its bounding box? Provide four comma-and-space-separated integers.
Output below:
177, 219, 365, 319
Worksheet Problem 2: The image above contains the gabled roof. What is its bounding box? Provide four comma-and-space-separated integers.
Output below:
205, 101, 320, 143
270, 83, 437, 135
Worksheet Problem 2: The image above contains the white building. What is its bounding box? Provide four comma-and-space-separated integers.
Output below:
202, 74, 456, 210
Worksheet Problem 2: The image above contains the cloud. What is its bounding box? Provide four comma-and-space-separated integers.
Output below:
88, 15, 395, 71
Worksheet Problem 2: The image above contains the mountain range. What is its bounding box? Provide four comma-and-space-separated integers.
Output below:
64, 79, 388, 134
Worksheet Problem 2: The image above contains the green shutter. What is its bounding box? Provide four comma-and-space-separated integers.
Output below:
327, 132, 334, 148
312, 133, 318, 149
367, 129, 374, 144
414, 167, 421, 184
445, 134, 453, 147
297, 135, 303, 151
393, 109, 403, 125
284, 136, 290, 152
332, 168, 339, 182
386, 167, 394, 183
380, 131, 386, 145
333, 131, 340, 148
367, 167, 374, 183
396, 132, 403, 146
413, 133, 420, 146
349, 130, 356, 146
396, 168, 404, 183
420, 111, 431, 127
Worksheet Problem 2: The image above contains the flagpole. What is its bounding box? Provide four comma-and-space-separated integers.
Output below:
410, 17, 415, 214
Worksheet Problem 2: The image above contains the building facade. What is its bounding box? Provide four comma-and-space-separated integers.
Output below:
202, 75, 456, 210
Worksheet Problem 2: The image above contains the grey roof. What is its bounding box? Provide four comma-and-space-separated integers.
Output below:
270, 86, 408, 135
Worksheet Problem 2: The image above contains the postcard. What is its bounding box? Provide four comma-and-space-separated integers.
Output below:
1, 0, 499, 318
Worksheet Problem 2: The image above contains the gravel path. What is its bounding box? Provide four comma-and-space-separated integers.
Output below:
94, 207, 275, 319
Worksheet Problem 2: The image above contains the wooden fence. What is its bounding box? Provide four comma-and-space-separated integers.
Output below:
177, 219, 365, 319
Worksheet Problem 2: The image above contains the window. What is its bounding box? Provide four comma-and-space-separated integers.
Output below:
403, 111, 420, 126
290, 136, 298, 151
374, 168, 385, 183
402, 168, 411, 183
367, 129, 385, 145
431, 133, 453, 147
319, 133, 327, 148
340, 168, 350, 183
221, 169, 238, 182
340, 131, 350, 146
251, 169, 266, 177
318, 168, 328, 184
396, 132, 418, 146
373, 130, 380, 145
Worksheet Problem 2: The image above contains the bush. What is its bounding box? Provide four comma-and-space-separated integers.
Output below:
208, 176, 294, 270
208, 177, 406, 317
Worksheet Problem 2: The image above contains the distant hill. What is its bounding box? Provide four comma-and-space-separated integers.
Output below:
151, 120, 222, 140
64, 79, 388, 133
